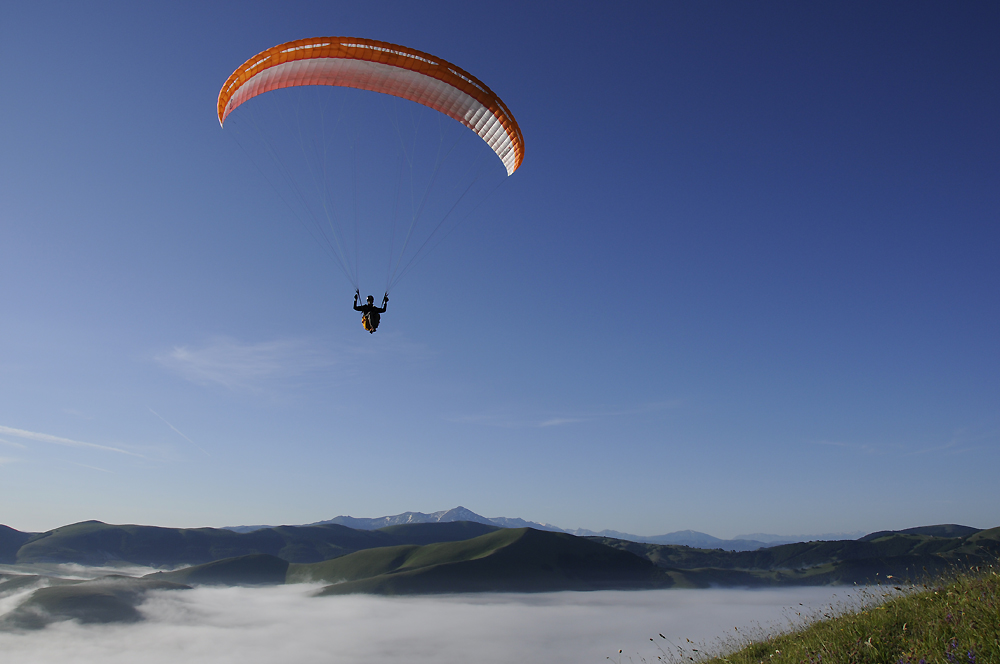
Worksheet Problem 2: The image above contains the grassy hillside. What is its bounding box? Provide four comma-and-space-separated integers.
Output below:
289, 528, 526, 584
0, 525, 33, 564
0, 577, 188, 630
0, 573, 75, 595
6, 520, 998, 594
859, 524, 982, 541
669, 564, 999, 664
298, 528, 674, 595
146, 553, 289, 586
594, 527, 1000, 587
11, 520, 496, 565
375, 520, 500, 544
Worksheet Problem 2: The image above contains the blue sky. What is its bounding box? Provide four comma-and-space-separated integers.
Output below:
1, 2, 997, 537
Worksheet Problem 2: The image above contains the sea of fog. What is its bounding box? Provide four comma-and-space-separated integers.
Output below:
0, 564, 863, 664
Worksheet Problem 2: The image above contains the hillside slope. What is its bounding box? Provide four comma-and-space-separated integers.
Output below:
690, 564, 999, 663
296, 528, 673, 595
594, 527, 1000, 586
0, 577, 188, 630
376, 520, 500, 544
858, 524, 981, 541
10, 520, 499, 565
0, 525, 34, 564
145, 553, 289, 585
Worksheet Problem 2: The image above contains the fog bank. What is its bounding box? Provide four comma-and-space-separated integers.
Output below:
0, 573, 856, 664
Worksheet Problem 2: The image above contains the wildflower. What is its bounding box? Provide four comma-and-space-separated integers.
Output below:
967, 651, 976, 663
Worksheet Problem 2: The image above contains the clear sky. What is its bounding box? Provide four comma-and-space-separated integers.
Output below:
1, 2, 997, 537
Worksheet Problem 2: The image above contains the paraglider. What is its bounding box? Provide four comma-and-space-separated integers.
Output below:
354, 290, 388, 334
218, 37, 524, 334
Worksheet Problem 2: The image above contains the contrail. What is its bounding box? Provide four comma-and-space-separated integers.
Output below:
69, 461, 114, 474
0, 425, 143, 457
149, 408, 211, 456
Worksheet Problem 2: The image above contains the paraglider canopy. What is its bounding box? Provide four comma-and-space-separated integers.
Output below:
218, 37, 523, 297
218, 36, 524, 175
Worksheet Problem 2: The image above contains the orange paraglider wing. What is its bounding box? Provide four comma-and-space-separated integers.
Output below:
218, 37, 524, 175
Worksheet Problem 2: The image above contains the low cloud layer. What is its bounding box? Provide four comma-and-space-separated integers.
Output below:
0, 567, 853, 664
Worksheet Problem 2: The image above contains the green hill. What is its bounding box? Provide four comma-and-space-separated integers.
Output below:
858, 523, 981, 541
593, 527, 1000, 587
295, 528, 673, 595
8, 520, 503, 566
0, 525, 33, 564
0, 577, 188, 630
0, 573, 71, 595
375, 520, 500, 544
4, 520, 998, 595
685, 563, 999, 664
145, 553, 289, 586
13, 521, 397, 565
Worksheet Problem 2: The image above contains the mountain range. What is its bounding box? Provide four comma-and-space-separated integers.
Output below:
225, 506, 863, 551
2, 519, 997, 630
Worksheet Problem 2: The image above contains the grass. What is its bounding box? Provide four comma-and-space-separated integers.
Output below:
625, 563, 999, 664
300, 527, 673, 595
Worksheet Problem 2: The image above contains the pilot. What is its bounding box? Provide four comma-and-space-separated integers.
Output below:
353, 290, 388, 333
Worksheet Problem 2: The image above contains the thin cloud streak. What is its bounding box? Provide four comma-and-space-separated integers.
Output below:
538, 418, 584, 427
68, 462, 114, 474
905, 429, 995, 456
148, 409, 210, 457
155, 335, 431, 392
811, 435, 983, 457
0, 425, 142, 458
0, 438, 27, 449
811, 440, 879, 453
156, 337, 338, 390
454, 399, 683, 429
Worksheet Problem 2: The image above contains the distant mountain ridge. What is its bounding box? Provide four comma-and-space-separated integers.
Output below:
734, 531, 868, 544
591, 524, 1000, 587
225, 506, 562, 535
562, 528, 772, 551
858, 524, 982, 542
314, 506, 563, 532
225, 507, 859, 551
4, 519, 502, 566
6, 516, 985, 569
3, 521, 995, 628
